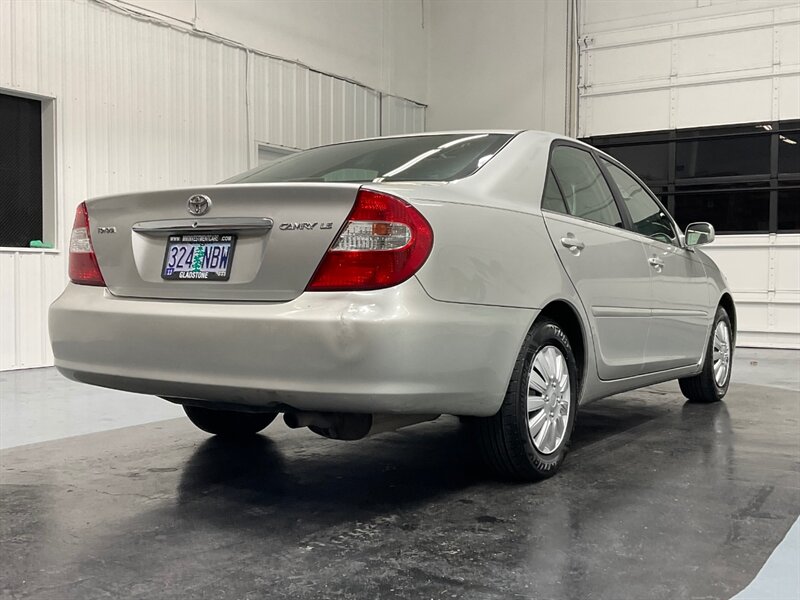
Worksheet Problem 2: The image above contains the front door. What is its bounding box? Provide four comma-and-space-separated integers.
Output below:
599, 158, 711, 373
642, 240, 710, 370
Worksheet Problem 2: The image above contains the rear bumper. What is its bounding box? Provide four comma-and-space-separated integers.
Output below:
49, 279, 536, 416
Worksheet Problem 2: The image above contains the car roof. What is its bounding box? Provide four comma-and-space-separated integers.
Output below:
313, 129, 576, 149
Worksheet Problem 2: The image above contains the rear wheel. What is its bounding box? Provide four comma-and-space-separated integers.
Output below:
183, 406, 277, 436
679, 306, 733, 403
474, 318, 578, 481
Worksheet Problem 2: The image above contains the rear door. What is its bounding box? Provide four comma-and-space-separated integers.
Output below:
599, 158, 710, 371
542, 144, 652, 380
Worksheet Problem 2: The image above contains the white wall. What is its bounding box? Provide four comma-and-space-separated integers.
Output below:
426, 0, 570, 132
120, 0, 430, 103
579, 0, 800, 349
0, 0, 426, 370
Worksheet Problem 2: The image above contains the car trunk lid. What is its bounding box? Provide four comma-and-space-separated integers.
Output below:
86, 183, 359, 301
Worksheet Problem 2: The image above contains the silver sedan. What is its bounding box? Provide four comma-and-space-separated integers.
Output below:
49, 131, 736, 480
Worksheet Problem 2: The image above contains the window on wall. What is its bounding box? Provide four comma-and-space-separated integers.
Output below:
0, 92, 43, 247
778, 184, 800, 232
597, 141, 670, 183
674, 186, 771, 233
583, 119, 800, 234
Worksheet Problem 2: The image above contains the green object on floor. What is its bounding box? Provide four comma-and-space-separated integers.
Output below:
29, 240, 54, 249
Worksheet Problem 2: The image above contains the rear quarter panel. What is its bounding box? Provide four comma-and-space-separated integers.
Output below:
410, 201, 577, 310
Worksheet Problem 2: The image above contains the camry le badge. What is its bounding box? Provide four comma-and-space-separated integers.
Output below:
187, 194, 212, 216
280, 222, 334, 231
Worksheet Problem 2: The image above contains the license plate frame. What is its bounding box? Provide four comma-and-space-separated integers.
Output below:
161, 233, 237, 281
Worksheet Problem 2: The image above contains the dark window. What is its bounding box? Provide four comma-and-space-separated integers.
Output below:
595, 143, 669, 182
673, 189, 770, 233
541, 168, 567, 214
647, 186, 668, 204
0, 93, 43, 247
676, 133, 770, 179
602, 160, 676, 245
226, 133, 513, 184
583, 120, 800, 234
778, 188, 800, 232
778, 131, 800, 175
550, 146, 622, 228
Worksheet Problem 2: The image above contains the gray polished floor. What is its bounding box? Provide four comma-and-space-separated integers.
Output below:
1, 350, 798, 599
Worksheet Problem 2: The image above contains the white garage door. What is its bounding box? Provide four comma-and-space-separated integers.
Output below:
578, 0, 800, 349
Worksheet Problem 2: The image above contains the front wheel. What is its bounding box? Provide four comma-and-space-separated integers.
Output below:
679, 306, 733, 403
473, 318, 578, 481
183, 405, 277, 437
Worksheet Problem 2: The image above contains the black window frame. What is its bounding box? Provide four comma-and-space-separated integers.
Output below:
582, 119, 800, 235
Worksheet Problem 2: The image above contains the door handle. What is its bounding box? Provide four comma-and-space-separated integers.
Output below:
648, 257, 664, 268
560, 237, 585, 251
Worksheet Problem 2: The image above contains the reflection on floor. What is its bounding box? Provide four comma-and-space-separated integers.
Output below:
0, 350, 798, 599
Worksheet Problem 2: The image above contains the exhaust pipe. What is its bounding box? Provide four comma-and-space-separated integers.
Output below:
283, 411, 438, 440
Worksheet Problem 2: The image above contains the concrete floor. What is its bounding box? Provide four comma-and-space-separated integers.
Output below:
1, 349, 798, 599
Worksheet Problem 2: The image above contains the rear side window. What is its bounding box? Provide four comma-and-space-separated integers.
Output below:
602, 159, 677, 245
550, 146, 623, 228
541, 169, 567, 213
226, 133, 513, 184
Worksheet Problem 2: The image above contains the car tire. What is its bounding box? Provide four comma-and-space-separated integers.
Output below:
679, 306, 733, 404
183, 406, 277, 436
473, 318, 579, 481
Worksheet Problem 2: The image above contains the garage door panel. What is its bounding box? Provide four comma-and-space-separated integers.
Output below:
677, 30, 773, 76
776, 240, 800, 292
586, 90, 671, 135
777, 24, 800, 66
735, 301, 770, 334
584, 0, 696, 28
702, 245, 770, 293
675, 79, 773, 128
778, 77, 800, 120
591, 43, 671, 86
774, 302, 800, 335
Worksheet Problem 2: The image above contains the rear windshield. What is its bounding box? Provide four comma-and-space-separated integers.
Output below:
225, 133, 514, 184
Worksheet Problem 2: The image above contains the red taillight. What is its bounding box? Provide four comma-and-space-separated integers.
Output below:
306, 189, 433, 291
68, 202, 106, 286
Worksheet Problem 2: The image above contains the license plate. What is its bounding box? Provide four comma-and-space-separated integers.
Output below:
161, 234, 236, 281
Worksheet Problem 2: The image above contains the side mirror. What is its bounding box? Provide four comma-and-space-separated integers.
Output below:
685, 222, 715, 247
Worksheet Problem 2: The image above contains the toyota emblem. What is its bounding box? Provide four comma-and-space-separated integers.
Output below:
187, 194, 212, 216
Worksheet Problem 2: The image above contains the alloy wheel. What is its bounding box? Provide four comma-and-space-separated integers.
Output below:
527, 345, 571, 454
712, 321, 731, 387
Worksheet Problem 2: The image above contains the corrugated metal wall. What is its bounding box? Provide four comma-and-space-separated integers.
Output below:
0, 0, 426, 371
578, 0, 800, 349
381, 94, 426, 136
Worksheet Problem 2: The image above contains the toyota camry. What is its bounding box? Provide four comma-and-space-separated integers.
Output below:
49, 131, 736, 480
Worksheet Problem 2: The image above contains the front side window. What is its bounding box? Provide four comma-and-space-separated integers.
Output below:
226, 133, 513, 184
549, 146, 623, 228
602, 159, 677, 245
